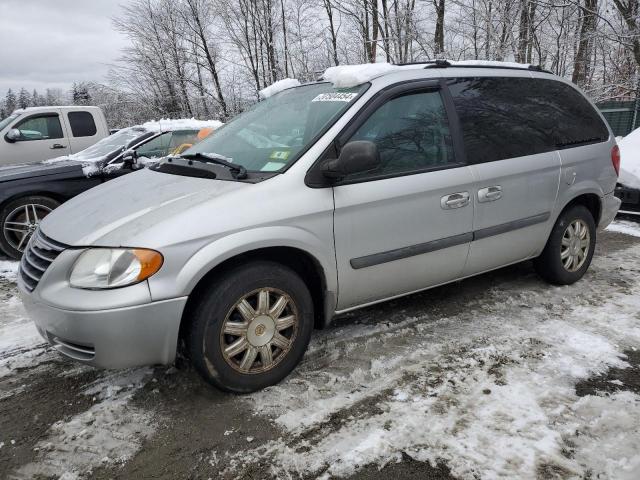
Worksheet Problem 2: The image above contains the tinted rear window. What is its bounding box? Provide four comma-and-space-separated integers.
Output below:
68, 111, 97, 137
448, 77, 609, 163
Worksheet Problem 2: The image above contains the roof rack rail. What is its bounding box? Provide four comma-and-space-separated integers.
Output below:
416, 61, 553, 74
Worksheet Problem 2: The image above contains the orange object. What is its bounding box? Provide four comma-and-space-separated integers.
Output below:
197, 127, 214, 140
133, 249, 164, 281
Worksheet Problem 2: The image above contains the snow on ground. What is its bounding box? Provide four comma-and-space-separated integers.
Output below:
607, 219, 640, 237
0, 260, 18, 281
618, 127, 640, 189
259, 78, 301, 99
224, 238, 640, 479
14, 368, 155, 480
0, 294, 51, 380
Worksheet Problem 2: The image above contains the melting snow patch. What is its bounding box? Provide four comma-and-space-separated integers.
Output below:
0, 260, 18, 281
0, 296, 51, 379
607, 219, 640, 237
259, 78, 301, 99
14, 367, 155, 480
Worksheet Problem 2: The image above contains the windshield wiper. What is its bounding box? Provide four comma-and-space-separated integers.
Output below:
179, 152, 247, 179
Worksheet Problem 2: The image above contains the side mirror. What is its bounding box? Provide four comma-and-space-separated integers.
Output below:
122, 149, 141, 170
322, 140, 380, 181
5, 128, 20, 143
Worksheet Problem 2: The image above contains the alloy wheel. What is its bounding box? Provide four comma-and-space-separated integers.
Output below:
3, 203, 52, 253
560, 219, 590, 272
219, 287, 299, 374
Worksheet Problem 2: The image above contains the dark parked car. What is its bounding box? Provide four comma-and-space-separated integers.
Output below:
0, 123, 217, 259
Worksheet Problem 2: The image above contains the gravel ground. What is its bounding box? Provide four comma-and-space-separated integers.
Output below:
1, 223, 640, 480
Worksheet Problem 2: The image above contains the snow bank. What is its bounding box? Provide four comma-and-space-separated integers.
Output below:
259, 78, 301, 99
618, 128, 640, 189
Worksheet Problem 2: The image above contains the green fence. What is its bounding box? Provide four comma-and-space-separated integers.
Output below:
597, 100, 639, 137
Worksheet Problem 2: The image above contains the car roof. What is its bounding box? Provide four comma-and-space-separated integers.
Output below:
13, 106, 102, 114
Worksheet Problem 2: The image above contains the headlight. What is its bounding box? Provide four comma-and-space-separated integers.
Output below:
69, 248, 163, 289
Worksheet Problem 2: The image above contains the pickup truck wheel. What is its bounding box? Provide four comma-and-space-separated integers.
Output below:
187, 261, 314, 393
533, 204, 596, 285
0, 196, 60, 260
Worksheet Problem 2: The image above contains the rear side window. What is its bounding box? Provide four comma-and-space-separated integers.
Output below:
449, 77, 609, 164
344, 90, 455, 181
68, 111, 97, 137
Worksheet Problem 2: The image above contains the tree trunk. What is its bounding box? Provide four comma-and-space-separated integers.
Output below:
434, 0, 445, 55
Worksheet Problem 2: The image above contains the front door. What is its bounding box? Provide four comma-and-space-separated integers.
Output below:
3, 111, 70, 165
332, 84, 475, 310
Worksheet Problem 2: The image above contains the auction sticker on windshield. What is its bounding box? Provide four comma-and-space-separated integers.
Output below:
312, 92, 358, 102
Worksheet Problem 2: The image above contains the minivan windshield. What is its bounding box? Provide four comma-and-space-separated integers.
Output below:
70, 127, 149, 161
183, 82, 366, 172
0, 112, 19, 132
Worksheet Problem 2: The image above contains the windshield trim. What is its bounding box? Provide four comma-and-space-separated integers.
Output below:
270, 81, 371, 175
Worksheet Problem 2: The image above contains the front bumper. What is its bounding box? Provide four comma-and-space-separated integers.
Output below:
19, 283, 187, 369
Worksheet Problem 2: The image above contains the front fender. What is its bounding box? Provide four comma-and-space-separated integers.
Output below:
148, 225, 337, 302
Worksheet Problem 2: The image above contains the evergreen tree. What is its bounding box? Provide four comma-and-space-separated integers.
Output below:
71, 82, 91, 105
17, 88, 30, 109
31, 89, 41, 106
4, 89, 17, 113
45, 88, 60, 106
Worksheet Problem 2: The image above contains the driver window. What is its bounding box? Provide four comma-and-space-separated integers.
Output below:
14, 114, 64, 141
344, 90, 455, 181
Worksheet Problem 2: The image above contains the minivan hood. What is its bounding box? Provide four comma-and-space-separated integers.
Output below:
40, 168, 249, 247
0, 160, 82, 182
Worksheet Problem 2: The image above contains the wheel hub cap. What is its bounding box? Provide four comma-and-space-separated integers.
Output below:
218, 287, 299, 374
247, 315, 275, 347
560, 219, 590, 272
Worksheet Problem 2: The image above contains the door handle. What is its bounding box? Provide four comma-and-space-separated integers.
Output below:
478, 185, 502, 203
441, 191, 470, 209
50, 144, 66, 149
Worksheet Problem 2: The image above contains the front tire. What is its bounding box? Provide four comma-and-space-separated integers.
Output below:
0, 195, 60, 260
186, 261, 314, 393
534, 204, 596, 285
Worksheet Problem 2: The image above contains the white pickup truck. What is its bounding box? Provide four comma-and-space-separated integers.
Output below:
0, 106, 109, 166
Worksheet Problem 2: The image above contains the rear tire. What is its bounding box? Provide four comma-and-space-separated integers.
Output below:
534, 204, 596, 285
186, 261, 314, 393
0, 195, 59, 260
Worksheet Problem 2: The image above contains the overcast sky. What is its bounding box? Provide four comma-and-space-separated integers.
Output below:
0, 0, 129, 96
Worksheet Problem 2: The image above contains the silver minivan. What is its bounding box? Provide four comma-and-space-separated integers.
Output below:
18, 62, 621, 392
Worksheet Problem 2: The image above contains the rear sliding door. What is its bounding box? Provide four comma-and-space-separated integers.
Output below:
447, 76, 562, 275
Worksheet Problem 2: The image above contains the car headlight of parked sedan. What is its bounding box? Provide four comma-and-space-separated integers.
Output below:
69, 248, 163, 289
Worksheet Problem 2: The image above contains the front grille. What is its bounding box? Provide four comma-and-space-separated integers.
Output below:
19, 229, 67, 292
